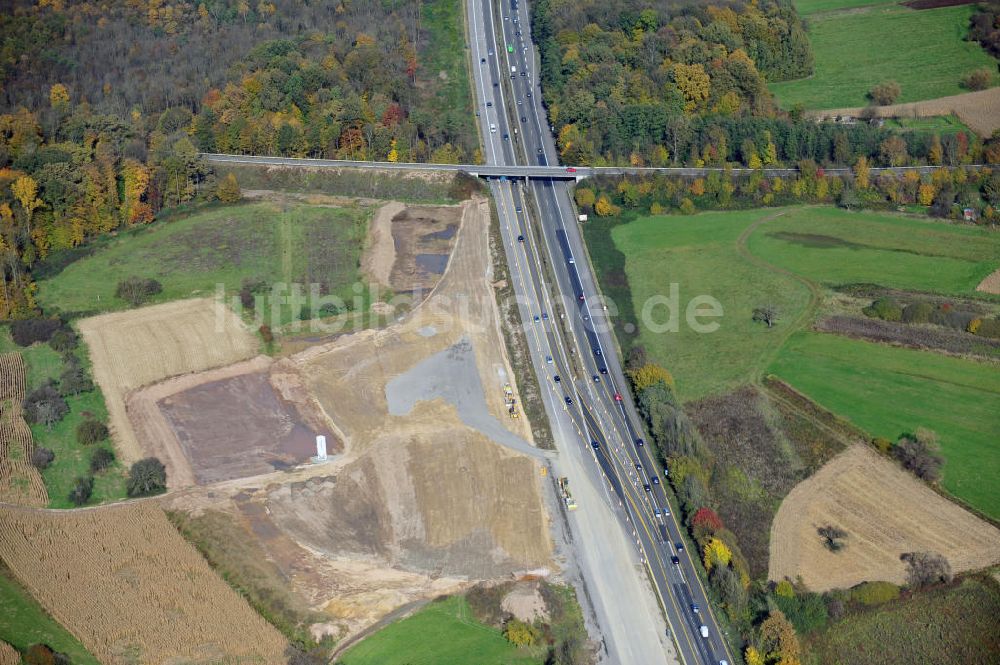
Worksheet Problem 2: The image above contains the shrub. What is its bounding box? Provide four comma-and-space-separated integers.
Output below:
31, 446, 55, 469
68, 475, 94, 506
259, 324, 274, 344
23, 382, 69, 428
59, 362, 93, 396
127, 457, 167, 497
10, 319, 62, 346
90, 447, 115, 474
901, 301, 933, 324
775, 579, 795, 598
850, 581, 900, 606
894, 428, 943, 482
76, 419, 109, 445
967, 317, 982, 334
503, 618, 539, 647
24, 644, 59, 665
900, 551, 952, 589
115, 276, 163, 307
869, 81, 901, 105
774, 591, 829, 634
679, 197, 696, 214
961, 68, 992, 91
691, 506, 723, 538
862, 297, 902, 321
977, 318, 1000, 339
48, 328, 78, 352
872, 437, 894, 454
628, 363, 675, 391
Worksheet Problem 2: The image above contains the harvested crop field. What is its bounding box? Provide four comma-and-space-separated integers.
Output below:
0, 354, 46, 507
0, 502, 286, 663
978, 267, 1000, 295
78, 298, 258, 463
769, 444, 1000, 591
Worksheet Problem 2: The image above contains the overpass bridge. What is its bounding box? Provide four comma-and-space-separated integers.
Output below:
202, 152, 964, 181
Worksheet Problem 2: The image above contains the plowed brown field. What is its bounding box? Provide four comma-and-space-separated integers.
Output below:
78, 298, 259, 463
769, 444, 1000, 591
0, 502, 286, 663
977, 268, 1000, 295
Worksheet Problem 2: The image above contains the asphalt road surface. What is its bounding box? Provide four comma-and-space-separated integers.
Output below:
468, 1, 735, 664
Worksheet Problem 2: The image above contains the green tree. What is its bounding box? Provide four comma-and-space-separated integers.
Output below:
127, 457, 168, 497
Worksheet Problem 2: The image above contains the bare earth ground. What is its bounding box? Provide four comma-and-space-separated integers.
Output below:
150, 197, 552, 642
78, 298, 258, 463
810, 87, 1000, 137
0, 353, 46, 507
0, 642, 16, 665
769, 444, 1000, 591
361, 201, 405, 288
0, 502, 287, 663
977, 267, 1000, 295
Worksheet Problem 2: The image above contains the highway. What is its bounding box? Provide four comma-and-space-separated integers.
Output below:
468, 1, 734, 664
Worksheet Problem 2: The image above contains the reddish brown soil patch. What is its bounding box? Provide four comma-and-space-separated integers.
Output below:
159, 369, 335, 484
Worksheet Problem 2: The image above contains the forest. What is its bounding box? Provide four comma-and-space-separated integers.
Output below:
530, 0, 996, 168
0, 0, 475, 318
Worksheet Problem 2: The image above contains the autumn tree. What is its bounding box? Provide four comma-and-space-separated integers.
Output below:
691, 507, 723, 538
758, 609, 801, 665
216, 173, 242, 203
673, 63, 710, 114
853, 156, 870, 190
12, 175, 43, 232
628, 363, 675, 391
703, 537, 733, 571
122, 159, 153, 224
503, 618, 538, 647
869, 81, 901, 105
575, 187, 596, 209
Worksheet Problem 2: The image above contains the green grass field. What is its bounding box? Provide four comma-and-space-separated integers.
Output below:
603, 205, 1000, 517
338, 596, 539, 665
806, 576, 1000, 664
423, 0, 478, 158
37, 202, 373, 324
769, 332, 1000, 519
0, 567, 99, 663
0, 329, 125, 508
793, 0, 894, 17
771, 3, 997, 109
746, 207, 1000, 295
883, 114, 971, 134
611, 209, 812, 401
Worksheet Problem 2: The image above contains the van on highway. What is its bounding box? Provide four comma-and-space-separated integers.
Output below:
490, 124, 496, 133
699, 625, 709, 638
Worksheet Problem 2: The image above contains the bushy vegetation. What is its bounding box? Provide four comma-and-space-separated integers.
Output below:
9, 319, 62, 347
849, 581, 900, 607
115, 277, 163, 308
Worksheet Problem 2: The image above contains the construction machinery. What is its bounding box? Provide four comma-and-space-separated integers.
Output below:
558, 477, 578, 511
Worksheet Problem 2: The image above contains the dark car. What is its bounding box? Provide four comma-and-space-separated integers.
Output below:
593, 348, 602, 357
554, 375, 561, 383
676, 542, 684, 552
591, 441, 600, 450
652, 477, 659, 485
671, 556, 680, 565
520, 71, 526, 76
635, 438, 645, 447
537, 148, 544, 154
592, 374, 600, 383
564, 396, 573, 405
486, 101, 493, 107
599, 367, 608, 375
527, 91, 532, 97
517, 235, 524, 242
635, 462, 643, 471
644, 484, 652, 492
521, 116, 527, 122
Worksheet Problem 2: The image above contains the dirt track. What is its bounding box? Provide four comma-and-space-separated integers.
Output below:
769, 444, 1000, 590
810, 87, 1000, 137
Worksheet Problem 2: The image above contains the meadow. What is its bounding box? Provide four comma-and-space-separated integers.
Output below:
0, 567, 98, 663
769, 332, 1000, 519
771, 1, 996, 109
0, 329, 124, 508
37, 202, 373, 324
604, 205, 1000, 518
338, 595, 539, 665
805, 576, 1000, 664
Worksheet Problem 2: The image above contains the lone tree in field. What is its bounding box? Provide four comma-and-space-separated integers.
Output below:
23, 382, 68, 428
869, 80, 901, 106
901, 551, 952, 589
127, 457, 167, 497
752, 304, 779, 328
115, 276, 162, 307
893, 428, 943, 482
31, 447, 54, 470
818, 525, 848, 552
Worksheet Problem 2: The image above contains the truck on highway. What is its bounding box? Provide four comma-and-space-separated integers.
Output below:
558, 477, 578, 511
699, 625, 709, 638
